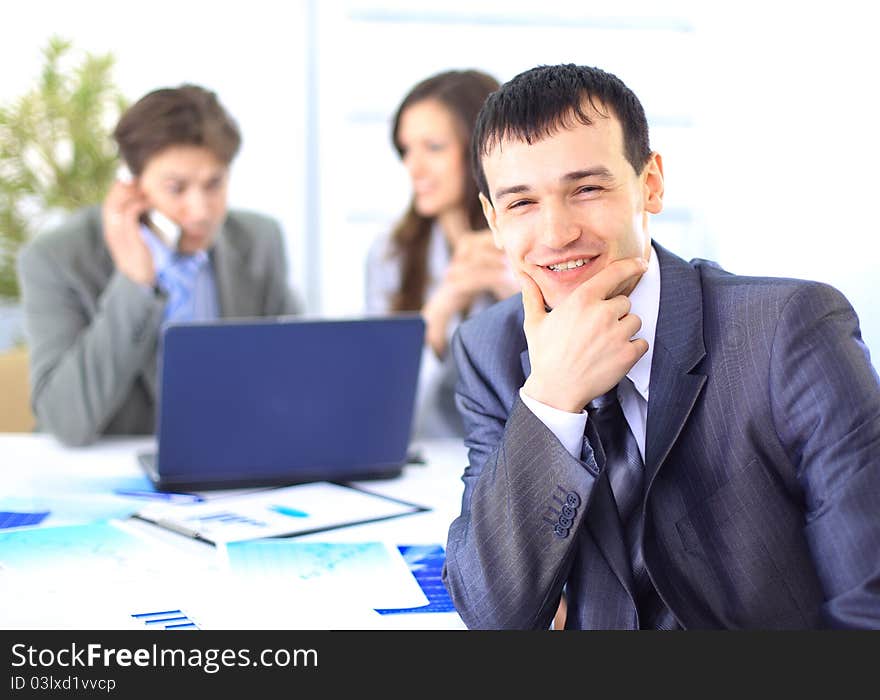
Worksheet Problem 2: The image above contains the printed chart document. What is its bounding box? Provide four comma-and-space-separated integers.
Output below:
0, 496, 138, 531
224, 540, 428, 610
133, 482, 428, 545
0, 520, 217, 629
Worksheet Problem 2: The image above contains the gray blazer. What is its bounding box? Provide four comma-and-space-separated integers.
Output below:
17, 205, 300, 446
443, 242, 880, 629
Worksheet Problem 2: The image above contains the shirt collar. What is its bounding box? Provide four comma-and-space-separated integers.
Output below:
140, 223, 173, 273
140, 223, 209, 273
625, 243, 661, 401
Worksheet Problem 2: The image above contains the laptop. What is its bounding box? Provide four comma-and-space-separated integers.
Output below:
139, 315, 425, 491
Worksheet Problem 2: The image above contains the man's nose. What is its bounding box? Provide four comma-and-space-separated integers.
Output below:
183, 190, 211, 222
540, 204, 581, 249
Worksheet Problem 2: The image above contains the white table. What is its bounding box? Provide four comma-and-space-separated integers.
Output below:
0, 433, 469, 630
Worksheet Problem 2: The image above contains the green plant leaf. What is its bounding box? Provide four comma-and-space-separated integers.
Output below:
0, 36, 126, 301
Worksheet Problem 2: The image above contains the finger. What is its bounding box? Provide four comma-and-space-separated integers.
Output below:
628, 337, 650, 362
518, 271, 547, 331
105, 179, 143, 209
571, 257, 647, 304
105, 198, 147, 242
607, 294, 632, 320
601, 257, 649, 300
618, 312, 643, 339
118, 198, 148, 230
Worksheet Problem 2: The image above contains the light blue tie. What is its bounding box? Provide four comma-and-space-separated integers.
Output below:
158, 251, 208, 323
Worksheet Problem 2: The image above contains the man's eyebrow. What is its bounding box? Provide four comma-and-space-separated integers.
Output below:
494, 184, 530, 201
563, 167, 614, 182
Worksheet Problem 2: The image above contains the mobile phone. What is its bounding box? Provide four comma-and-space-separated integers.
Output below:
116, 164, 182, 250
141, 208, 182, 250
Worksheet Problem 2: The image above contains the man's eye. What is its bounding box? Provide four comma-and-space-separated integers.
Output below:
427, 142, 447, 152
508, 199, 533, 210
576, 185, 601, 195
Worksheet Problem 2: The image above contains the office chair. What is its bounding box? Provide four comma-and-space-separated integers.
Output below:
0, 345, 35, 432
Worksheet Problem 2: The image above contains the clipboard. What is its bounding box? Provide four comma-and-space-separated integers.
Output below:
131, 482, 429, 545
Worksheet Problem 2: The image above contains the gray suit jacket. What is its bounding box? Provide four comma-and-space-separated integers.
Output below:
18, 205, 300, 446
443, 243, 880, 629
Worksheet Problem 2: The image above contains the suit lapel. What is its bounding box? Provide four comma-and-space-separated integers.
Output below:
211, 217, 257, 318
645, 244, 707, 492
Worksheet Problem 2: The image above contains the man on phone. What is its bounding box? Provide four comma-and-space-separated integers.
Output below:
18, 84, 301, 446
442, 64, 880, 628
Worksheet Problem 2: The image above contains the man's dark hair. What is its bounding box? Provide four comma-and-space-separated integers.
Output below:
113, 84, 241, 175
472, 64, 651, 201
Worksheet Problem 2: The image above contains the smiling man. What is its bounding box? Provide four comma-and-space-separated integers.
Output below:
442, 64, 880, 629
18, 85, 301, 446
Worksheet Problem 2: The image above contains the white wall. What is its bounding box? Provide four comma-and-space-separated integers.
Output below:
2, 0, 878, 365
694, 3, 880, 365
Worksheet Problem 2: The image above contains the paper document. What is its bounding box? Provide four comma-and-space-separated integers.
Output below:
0, 496, 138, 531
0, 520, 226, 629
0, 521, 188, 576
374, 545, 456, 615
224, 540, 428, 610
134, 482, 428, 545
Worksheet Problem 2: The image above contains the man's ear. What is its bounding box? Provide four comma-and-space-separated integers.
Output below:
479, 192, 503, 248
643, 152, 664, 215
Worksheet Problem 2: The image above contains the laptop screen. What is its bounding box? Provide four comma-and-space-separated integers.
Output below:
152, 315, 425, 489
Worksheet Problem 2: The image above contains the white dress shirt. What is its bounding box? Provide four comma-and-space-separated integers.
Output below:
520, 244, 661, 461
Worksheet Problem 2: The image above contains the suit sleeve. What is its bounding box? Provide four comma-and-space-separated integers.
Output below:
17, 242, 166, 446
770, 282, 880, 628
442, 323, 601, 629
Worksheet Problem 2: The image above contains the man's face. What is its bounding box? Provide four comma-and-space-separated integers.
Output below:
479, 103, 663, 309
138, 145, 230, 254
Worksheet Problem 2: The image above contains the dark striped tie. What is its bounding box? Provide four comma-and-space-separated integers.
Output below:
587, 381, 677, 629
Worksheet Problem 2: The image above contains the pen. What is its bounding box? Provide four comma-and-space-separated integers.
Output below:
114, 488, 204, 504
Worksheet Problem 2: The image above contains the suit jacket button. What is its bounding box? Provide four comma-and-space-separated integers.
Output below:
553, 524, 569, 538
562, 504, 576, 519
566, 492, 581, 508
558, 514, 573, 529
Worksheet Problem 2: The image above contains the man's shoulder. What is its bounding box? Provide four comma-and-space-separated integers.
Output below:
458, 293, 525, 347
218, 209, 286, 262
690, 255, 845, 308
669, 250, 856, 344
19, 205, 103, 268
224, 208, 282, 238
653, 243, 839, 308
